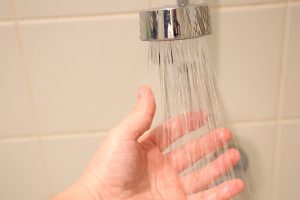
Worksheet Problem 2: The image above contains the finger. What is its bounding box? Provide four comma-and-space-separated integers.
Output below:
180, 148, 240, 194
166, 128, 232, 173
187, 179, 244, 200
111, 86, 156, 141
144, 110, 207, 150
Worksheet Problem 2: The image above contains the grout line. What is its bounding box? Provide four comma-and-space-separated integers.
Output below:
272, 1, 290, 200
0, 133, 39, 139
229, 118, 276, 123
279, 118, 300, 124
213, 1, 285, 10
0, 135, 40, 143
231, 120, 277, 127
229, 118, 277, 124
0, 128, 108, 140
9, 0, 53, 197
10, 1, 286, 24
0, 129, 108, 141
0, 130, 108, 142
16, 11, 139, 24
1, 116, 300, 141
42, 128, 108, 136
41, 131, 107, 140
290, 0, 300, 3
0, 20, 14, 25
9, 0, 41, 138
148, 0, 152, 8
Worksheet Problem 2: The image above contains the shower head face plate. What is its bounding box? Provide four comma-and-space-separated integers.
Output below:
139, 4, 211, 41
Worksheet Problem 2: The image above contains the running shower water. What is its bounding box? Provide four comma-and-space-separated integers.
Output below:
139, 2, 249, 199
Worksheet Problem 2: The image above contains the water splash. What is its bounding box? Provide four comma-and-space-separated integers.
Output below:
148, 37, 249, 199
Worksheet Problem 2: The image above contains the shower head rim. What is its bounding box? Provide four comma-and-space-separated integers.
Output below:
139, 3, 212, 41
140, 3, 202, 13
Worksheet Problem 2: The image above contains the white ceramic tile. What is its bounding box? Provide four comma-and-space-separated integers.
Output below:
14, 0, 149, 18
231, 122, 276, 200
0, 138, 49, 200
0, 24, 37, 137
215, 5, 285, 122
0, 0, 12, 19
276, 122, 300, 200
20, 16, 148, 134
280, 2, 300, 118
42, 133, 105, 195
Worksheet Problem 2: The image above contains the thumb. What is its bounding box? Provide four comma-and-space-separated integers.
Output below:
112, 86, 156, 141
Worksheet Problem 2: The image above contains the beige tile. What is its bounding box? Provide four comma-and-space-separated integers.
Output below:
42, 133, 106, 195
14, 0, 149, 18
0, 24, 37, 137
281, 2, 300, 118
0, 138, 49, 200
20, 16, 148, 134
231, 122, 276, 200
0, 0, 12, 20
215, 5, 285, 122
275, 122, 300, 200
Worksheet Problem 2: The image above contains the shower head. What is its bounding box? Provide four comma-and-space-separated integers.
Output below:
139, 3, 211, 41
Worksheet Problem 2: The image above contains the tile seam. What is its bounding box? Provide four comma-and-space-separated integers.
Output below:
148, 0, 152, 8
272, 1, 290, 200
15, 11, 139, 24
279, 118, 300, 124
290, 0, 300, 5
10, 0, 53, 197
213, 1, 285, 10
232, 120, 277, 126
42, 129, 108, 136
0, 20, 14, 25
2, 116, 300, 140
2, 116, 300, 141
0, 130, 108, 141
12, 1, 286, 24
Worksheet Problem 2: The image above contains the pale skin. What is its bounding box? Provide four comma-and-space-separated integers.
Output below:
52, 86, 244, 200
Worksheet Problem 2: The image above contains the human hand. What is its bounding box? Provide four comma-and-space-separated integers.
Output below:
52, 86, 244, 200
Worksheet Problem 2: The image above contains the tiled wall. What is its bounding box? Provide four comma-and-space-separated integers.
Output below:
0, 0, 299, 199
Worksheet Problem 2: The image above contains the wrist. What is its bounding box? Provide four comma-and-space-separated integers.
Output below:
77, 173, 106, 200
51, 180, 104, 200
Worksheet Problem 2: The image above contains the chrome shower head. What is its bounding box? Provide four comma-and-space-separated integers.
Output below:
139, 3, 211, 41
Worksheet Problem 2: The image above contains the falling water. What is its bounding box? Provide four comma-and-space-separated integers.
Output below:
148, 37, 249, 199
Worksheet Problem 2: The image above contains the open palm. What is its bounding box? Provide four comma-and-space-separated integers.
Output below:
54, 86, 244, 200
